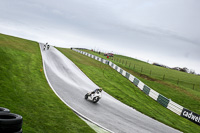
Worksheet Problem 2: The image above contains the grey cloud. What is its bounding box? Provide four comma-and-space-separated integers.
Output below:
0, 0, 199, 73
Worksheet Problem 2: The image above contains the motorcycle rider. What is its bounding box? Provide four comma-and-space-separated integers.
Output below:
89, 88, 103, 96
85, 88, 103, 103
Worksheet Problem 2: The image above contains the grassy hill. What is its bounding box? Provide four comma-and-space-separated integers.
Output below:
1, 32, 199, 133
0, 33, 95, 133
83, 50, 200, 114
57, 48, 200, 133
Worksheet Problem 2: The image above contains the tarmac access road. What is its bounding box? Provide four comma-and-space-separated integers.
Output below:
40, 43, 181, 133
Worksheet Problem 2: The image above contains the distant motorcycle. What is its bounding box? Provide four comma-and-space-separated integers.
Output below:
85, 88, 102, 103
43, 44, 46, 50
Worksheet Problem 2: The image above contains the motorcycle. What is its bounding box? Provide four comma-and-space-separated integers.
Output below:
85, 89, 102, 103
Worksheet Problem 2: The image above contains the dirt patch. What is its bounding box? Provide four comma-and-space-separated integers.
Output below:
139, 73, 156, 81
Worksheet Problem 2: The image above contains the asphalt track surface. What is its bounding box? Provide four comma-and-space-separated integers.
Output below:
40, 43, 181, 133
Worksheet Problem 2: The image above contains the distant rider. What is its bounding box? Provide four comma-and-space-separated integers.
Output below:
44, 42, 48, 50
47, 44, 50, 50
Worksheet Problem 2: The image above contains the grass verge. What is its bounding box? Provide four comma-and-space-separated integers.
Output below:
84, 50, 200, 114
57, 47, 200, 133
0, 33, 95, 133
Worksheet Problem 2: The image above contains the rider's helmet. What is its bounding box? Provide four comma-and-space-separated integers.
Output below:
99, 88, 103, 92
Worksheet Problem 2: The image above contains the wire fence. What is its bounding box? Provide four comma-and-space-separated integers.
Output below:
89, 50, 200, 91
111, 57, 200, 91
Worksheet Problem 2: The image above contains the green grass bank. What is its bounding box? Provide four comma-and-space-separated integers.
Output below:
57, 48, 200, 133
0, 33, 95, 133
83, 50, 200, 115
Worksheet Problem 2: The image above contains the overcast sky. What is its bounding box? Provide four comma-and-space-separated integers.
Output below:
0, 0, 200, 73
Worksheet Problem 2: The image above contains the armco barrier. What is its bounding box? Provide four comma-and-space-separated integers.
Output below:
101, 58, 104, 63
157, 94, 170, 108
125, 72, 130, 79
112, 64, 116, 69
109, 61, 112, 66
115, 65, 118, 71
167, 100, 183, 115
137, 81, 145, 91
119, 69, 122, 74
133, 78, 140, 86
73, 48, 200, 126
143, 85, 151, 95
122, 70, 126, 77
149, 89, 159, 101
129, 75, 135, 82
111, 63, 114, 68
117, 67, 121, 73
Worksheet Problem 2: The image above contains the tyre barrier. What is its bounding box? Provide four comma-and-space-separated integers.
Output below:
0, 107, 10, 113
0, 107, 23, 133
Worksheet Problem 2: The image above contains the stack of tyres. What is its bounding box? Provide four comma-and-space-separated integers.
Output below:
0, 107, 23, 133
0, 107, 10, 113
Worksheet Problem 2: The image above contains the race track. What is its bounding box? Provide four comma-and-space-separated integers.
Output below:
40, 43, 180, 133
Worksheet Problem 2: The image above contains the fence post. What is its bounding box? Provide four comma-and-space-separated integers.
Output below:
177, 79, 179, 85
163, 74, 165, 80
141, 67, 143, 73
129, 63, 131, 68
150, 70, 152, 76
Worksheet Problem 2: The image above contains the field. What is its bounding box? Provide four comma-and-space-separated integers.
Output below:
0, 32, 199, 133
83, 50, 200, 114
57, 48, 200, 133
0, 33, 95, 133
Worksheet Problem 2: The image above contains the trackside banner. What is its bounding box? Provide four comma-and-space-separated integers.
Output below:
181, 108, 200, 126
